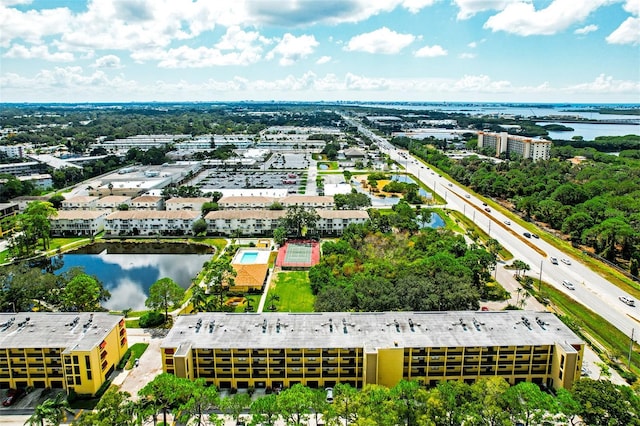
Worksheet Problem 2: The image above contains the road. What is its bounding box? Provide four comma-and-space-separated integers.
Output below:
341, 112, 639, 343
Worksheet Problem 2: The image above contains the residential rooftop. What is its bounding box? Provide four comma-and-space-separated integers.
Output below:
0, 312, 122, 352
162, 311, 582, 350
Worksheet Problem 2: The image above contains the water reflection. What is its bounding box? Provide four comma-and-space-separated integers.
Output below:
351, 174, 432, 206
55, 243, 212, 311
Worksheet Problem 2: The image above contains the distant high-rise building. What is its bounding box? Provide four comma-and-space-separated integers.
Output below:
478, 132, 551, 161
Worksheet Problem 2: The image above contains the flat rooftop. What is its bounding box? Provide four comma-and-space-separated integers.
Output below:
0, 312, 122, 352
162, 311, 582, 351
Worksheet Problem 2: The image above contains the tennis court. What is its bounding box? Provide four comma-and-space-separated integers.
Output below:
276, 240, 320, 269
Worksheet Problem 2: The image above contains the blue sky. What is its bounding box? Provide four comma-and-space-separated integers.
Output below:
1, 0, 639, 103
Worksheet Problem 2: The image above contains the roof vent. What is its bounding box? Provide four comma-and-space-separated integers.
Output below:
394, 319, 400, 332
262, 319, 267, 333
209, 320, 216, 333
408, 318, 415, 332
195, 318, 202, 333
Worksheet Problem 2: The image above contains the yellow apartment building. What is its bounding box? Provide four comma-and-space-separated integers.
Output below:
0, 312, 128, 396
161, 311, 583, 391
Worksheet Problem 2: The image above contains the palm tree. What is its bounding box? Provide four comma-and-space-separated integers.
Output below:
190, 284, 209, 313
26, 393, 74, 426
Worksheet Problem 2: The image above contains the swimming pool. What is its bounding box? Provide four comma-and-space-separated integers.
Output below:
239, 252, 259, 264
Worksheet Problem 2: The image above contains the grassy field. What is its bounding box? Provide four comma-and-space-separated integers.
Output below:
450, 210, 513, 261
124, 343, 149, 370
317, 161, 339, 170
535, 281, 639, 376
267, 271, 315, 312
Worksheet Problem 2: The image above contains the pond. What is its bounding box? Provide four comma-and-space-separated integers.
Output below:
318, 164, 330, 170
351, 174, 432, 206
53, 242, 213, 311
416, 212, 445, 229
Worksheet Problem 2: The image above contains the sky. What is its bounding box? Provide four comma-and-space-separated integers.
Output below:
0, 0, 639, 104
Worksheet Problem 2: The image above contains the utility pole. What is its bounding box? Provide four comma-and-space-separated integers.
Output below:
629, 328, 635, 369
538, 260, 543, 295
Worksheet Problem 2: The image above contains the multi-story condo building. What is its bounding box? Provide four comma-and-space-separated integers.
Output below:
204, 209, 369, 236
165, 197, 212, 212
0, 202, 19, 237
0, 144, 27, 158
130, 195, 164, 211
95, 196, 132, 211
104, 210, 200, 236
218, 196, 279, 210
0, 313, 127, 396
477, 131, 551, 161
218, 195, 334, 210
49, 210, 110, 236
161, 311, 583, 392
0, 161, 43, 177
60, 196, 100, 211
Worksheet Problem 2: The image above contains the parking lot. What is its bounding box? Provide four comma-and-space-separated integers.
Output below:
196, 169, 307, 193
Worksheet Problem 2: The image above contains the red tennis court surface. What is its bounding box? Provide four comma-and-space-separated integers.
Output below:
275, 240, 320, 269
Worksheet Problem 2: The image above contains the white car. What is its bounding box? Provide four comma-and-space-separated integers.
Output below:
503, 220, 511, 225
560, 258, 571, 265
550, 257, 558, 265
562, 280, 575, 290
619, 296, 636, 307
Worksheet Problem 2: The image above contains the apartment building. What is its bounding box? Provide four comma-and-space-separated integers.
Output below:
95, 196, 132, 211
161, 311, 583, 392
204, 209, 368, 237
0, 202, 19, 237
165, 197, 211, 212
477, 131, 551, 161
49, 210, 110, 236
130, 195, 164, 211
218, 196, 279, 210
104, 210, 200, 236
0, 313, 128, 396
60, 196, 100, 211
281, 195, 334, 209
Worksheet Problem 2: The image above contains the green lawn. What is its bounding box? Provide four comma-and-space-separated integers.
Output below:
535, 281, 639, 377
124, 343, 149, 369
0, 250, 9, 264
267, 271, 315, 312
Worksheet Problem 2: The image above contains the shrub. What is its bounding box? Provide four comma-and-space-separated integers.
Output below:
139, 311, 165, 328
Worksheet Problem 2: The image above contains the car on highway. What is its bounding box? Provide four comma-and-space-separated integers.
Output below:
482, 202, 487, 206
531, 234, 539, 239
465, 194, 470, 198
562, 280, 576, 290
523, 232, 531, 238
619, 296, 636, 307
504, 220, 511, 225
560, 258, 572, 265
448, 183, 453, 187
484, 207, 491, 212
550, 257, 558, 265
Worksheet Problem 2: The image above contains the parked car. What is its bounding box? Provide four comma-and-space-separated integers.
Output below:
550, 257, 558, 265
562, 280, 575, 290
619, 296, 636, 307
2, 389, 24, 406
560, 258, 571, 265
523, 232, 531, 238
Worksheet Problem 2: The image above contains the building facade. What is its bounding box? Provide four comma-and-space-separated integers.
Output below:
104, 210, 200, 236
161, 311, 583, 392
49, 210, 110, 236
477, 131, 551, 161
60, 196, 100, 211
165, 197, 211, 212
0, 313, 128, 396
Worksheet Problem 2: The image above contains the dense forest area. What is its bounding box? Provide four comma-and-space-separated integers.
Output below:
309, 225, 501, 312
392, 135, 640, 273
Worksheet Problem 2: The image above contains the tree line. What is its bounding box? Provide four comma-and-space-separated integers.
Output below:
38, 374, 638, 426
392, 135, 640, 274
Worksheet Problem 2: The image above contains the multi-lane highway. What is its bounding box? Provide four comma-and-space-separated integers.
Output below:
342, 113, 639, 340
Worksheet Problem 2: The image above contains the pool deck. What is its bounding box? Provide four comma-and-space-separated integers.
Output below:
232, 248, 271, 264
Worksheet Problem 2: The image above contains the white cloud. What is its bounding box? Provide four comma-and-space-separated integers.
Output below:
453, 0, 521, 20
484, 0, 610, 36
574, 24, 598, 34
154, 45, 264, 68
215, 26, 271, 51
459, 52, 476, 59
316, 56, 332, 64
401, 0, 437, 14
345, 27, 415, 54
467, 41, 477, 48
565, 73, 640, 93
266, 33, 318, 66
91, 55, 122, 68
3, 44, 74, 61
0, 0, 33, 5
345, 73, 390, 90
606, 17, 640, 45
0, 5, 73, 47
414, 44, 447, 57
623, 0, 640, 15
